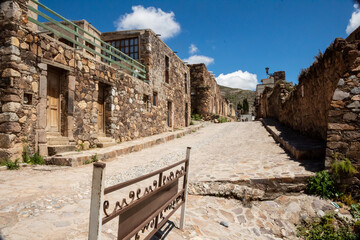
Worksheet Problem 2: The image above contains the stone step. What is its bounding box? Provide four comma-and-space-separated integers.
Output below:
48, 145, 76, 156
98, 137, 115, 143
47, 137, 72, 146
97, 142, 116, 148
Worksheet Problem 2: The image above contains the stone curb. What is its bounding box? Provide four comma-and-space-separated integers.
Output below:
189, 172, 314, 201
47, 124, 202, 167
261, 118, 325, 160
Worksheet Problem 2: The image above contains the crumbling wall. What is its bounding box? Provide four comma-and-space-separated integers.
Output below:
326, 76, 360, 169
260, 38, 359, 140
258, 37, 360, 184
189, 63, 232, 119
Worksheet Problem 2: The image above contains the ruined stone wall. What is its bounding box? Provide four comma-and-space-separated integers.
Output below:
257, 37, 360, 182
189, 63, 232, 119
326, 76, 360, 169
260, 38, 359, 140
0, 0, 190, 160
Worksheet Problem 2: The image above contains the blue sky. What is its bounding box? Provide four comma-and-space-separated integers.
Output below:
40, 0, 358, 90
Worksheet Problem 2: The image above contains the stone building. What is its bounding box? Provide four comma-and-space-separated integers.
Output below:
188, 63, 234, 119
255, 33, 360, 193
255, 71, 286, 118
0, 0, 190, 160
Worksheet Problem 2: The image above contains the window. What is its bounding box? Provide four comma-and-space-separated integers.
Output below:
23, 93, 33, 105
153, 92, 157, 106
85, 40, 95, 57
184, 73, 188, 94
105, 38, 139, 60
165, 56, 170, 83
120, 38, 139, 59
143, 94, 150, 111
58, 37, 74, 48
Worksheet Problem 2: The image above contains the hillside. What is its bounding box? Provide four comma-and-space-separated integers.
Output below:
219, 85, 256, 114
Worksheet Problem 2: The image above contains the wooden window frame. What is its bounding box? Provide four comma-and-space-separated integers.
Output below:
153, 92, 158, 106
105, 37, 140, 60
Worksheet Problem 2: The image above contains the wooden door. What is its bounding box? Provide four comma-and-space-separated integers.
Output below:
167, 101, 172, 127
46, 69, 60, 133
97, 84, 105, 135
185, 103, 189, 127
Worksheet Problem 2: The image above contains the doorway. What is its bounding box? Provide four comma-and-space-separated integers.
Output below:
46, 67, 61, 134
97, 83, 106, 136
167, 101, 172, 127
185, 103, 189, 127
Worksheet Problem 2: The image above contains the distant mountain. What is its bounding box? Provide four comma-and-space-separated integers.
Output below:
219, 85, 256, 114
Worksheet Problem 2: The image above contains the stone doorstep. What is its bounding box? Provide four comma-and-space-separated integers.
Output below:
261, 118, 326, 161
47, 125, 202, 167
189, 173, 315, 201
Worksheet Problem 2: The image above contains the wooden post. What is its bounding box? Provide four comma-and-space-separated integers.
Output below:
180, 147, 191, 230
88, 162, 106, 240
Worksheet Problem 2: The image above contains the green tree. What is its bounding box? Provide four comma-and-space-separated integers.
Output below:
237, 103, 242, 110
242, 98, 249, 114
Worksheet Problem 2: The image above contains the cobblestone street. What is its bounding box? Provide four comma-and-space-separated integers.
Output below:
0, 122, 337, 239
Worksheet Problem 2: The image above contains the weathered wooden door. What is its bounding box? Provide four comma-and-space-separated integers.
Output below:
97, 84, 105, 135
185, 103, 189, 127
167, 101, 172, 127
46, 69, 60, 133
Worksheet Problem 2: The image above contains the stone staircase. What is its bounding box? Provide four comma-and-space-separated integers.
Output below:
47, 134, 76, 156
97, 136, 116, 148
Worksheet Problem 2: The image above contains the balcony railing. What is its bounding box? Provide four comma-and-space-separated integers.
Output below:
27, 0, 146, 80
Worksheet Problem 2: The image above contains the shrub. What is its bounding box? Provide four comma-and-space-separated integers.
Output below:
29, 153, 44, 165
331, 153, 357, 180
306, 171, 338, 199
190, 120, 194, 125
1, 158, 20, 170
22, 145, 30, 163
351, 204, 360, 221
218, 117, 227, 123
191, 114, 202, 121
339, 193, 357, 206
297, 213, 356, 240
354, 221, 360, 235
91, 154, 98, 163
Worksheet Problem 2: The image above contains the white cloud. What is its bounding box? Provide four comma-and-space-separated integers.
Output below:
189, 44, 198, 54
346, 4, 360, 35
183, 55, 214, 65
216, 70, 258, 90
115, 5, 180, 40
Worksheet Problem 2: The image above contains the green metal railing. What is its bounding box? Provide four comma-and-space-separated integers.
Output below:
27, 0, 146, 79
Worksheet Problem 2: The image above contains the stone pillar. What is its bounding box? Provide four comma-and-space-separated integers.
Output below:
67, 75, 75, 142
37, 72, 48, 156
0, 1, 25, 161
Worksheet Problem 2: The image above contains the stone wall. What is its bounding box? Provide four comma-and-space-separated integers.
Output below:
0, 0, 190, 160
102, 29, 191, 129
189, 63, 233, 119
257, 36, 360, 183
326, 76, 360, 169
258, 38, 359, 140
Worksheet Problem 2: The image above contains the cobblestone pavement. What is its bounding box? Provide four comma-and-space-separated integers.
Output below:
0, 122, 333, 239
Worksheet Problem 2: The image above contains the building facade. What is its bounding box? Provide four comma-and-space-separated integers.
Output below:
0, 0, 190, 160
189, 63, 234, 119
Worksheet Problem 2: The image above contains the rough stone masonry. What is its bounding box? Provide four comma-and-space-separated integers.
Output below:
0, 0, 197, 160
256, 30, 360, 196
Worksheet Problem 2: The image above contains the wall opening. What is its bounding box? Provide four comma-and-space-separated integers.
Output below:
46, 66, 67, 137
167, 101, 172, 127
